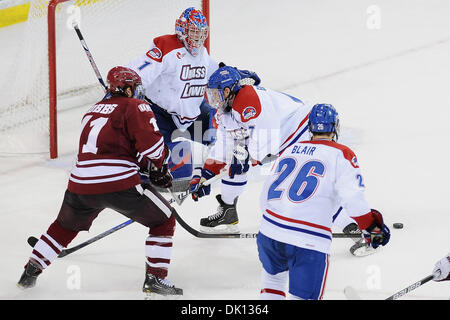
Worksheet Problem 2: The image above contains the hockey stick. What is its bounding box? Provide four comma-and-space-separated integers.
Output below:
27, 219, 134, 258
167, 169, 227, 206
73, 23, 107, 90
385, 273, 437, 300
25, 173, 227, 255
166, 166, 362, 239
171, 209, 360, 239
344, 273, 438, 300
171, 208, 256, 238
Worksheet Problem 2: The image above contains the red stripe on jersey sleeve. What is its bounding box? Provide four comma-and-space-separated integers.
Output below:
146, 34, 184, 63
305, 140, 359, 168
352, 211, 375, 231
232, 86, 262, 123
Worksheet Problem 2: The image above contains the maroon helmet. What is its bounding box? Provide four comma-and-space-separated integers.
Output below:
107, 66, 143, 97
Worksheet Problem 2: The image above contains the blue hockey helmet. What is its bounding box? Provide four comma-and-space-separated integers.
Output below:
308, 104, 340, 139
206, 66, 242, 111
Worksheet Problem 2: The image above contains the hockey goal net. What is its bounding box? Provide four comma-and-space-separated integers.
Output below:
0, 0, 209, 158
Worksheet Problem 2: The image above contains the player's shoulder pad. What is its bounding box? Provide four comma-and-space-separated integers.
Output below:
146, 34, 184, 63
308, 140, 359, 168
232, 85, 262, 123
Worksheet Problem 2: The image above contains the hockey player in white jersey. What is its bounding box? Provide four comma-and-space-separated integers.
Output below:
126, 7, 217, 187
127, 8, 260, 187
256, 104, 390, 300
189, 66, 312, 232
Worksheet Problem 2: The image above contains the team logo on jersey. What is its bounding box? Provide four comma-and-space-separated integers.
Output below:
242, 106, 257, 120
146, 47, 163, 61
180, 83, 207, 98
180, 65, 206, 81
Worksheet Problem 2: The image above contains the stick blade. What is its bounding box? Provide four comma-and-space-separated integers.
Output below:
343, 286, 362, 300
27, 236, 38, 247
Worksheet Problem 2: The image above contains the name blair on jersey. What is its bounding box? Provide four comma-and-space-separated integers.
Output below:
291, 145, 316, 156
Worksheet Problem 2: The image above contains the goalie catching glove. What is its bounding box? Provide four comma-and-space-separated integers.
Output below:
362, 209, 391, 249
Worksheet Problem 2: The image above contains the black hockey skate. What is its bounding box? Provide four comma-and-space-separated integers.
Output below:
17, 260, 42, 289
200, 194, 239, 233
142, 273, 183, 297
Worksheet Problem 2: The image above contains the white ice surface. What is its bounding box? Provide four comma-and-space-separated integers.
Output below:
1, 0, 450, 300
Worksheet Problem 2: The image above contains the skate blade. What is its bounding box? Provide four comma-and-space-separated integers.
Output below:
16, 283, 27, 290
200, 224, 240, 234
350, 242, 380, 257
143, 291, 182, 300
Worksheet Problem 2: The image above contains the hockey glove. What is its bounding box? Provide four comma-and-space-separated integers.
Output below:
432, 254, 450, 281
229, 144, 250, 179
189, 167, 215, 201
148, 163, 172, 188
140, 144, 173, 189
363, 209, 391, 249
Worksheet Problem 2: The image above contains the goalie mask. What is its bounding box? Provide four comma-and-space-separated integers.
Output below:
206, 66, 242, 112
107, 66, 145, 99
175, 7, 208, 57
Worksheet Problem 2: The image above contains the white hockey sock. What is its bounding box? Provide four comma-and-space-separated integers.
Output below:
145, 235, 173, 279
31, 233, 64, 270
260, 269, 288, 300
220, 173, 247, 205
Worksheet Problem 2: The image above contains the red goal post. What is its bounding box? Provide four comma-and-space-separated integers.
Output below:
46, 0, 210, 158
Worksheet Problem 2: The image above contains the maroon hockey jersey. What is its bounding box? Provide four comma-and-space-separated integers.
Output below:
68, 96, 166, 194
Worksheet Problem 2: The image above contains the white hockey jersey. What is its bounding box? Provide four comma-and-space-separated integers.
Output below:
205, 85, 312, 169
259, 139, 374, 254
127, 34, 219, 131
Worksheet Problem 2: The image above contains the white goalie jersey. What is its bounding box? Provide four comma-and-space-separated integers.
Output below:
259, 139, 373, 254
127, 34, 219, 131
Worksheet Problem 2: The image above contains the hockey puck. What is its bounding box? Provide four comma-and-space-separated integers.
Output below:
393, 223, 404, 229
